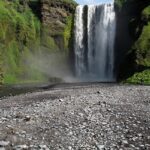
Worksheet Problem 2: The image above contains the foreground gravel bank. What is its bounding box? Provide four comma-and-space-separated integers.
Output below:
0, 84, 150, 150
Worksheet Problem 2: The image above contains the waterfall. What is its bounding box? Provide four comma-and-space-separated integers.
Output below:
74, 3, 116, 82
74, 5, 85, 77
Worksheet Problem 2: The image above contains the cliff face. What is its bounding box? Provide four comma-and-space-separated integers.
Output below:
40, 0, 76, 51
0, 0, 76, 84
0, 0, 41, 84
41, 0, 75, 26
115, 0, 150, 84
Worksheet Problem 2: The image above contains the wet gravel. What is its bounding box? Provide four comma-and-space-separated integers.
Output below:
0, 84, 150, 150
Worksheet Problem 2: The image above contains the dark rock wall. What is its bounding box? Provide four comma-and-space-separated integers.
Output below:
115, 0, 150, 82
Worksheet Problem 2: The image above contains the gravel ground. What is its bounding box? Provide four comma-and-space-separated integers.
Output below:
0, 84, 150, 150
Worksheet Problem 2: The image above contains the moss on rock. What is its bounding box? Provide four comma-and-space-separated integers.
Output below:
115, 0, 150, 84
115, 0, 125, 9
142, 5, 150, 19
0, 0, 76, 85
63, 15, 74, 51
134, 22, 150, 67
40, 0, 77, 52
125, 69, 150, 84
0, 0, 43, 84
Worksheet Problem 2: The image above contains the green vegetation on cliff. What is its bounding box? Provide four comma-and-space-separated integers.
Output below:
129, 5, 150, 84
64, 15, 74, 51
0, 0, 76, 84
115, 0, 125, 9
115, 0, 150, 84
126, 69, 150, 84
135, 22, 150, 67
142, 5, 150, 18
0, 0, 42, 84
129, 6, 150, 84
41, 0, 76, 52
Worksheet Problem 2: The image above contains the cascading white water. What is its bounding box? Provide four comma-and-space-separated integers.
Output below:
74, 5, 85, 77
74, 3, 116, 82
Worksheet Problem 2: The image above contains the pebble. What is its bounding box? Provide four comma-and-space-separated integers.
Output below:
136, 121, 141, 124
38, 145, 49, 150
132, 137, 138, 141
24, 116, 31, 122
140, 145, 145, 148
102, 122, 107, 125
68, 146, 73, 150
1, 118, 7, 121
68, 131, 73, 136
13, 145, 28, 150
137, 133, 142, 137
0, 141, 10, 147
29, 145, 38, 149
122, 140, 128, 145
96, 144, 105, 150
133, 124, 138, 127
130, 144, 135, 148
106, 108, 111, 112
6, 125, 12, 128
59, 99, 63, 102
20, 131, 26, 135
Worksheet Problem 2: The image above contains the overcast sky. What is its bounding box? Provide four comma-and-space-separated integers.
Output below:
75, 0, 113, 5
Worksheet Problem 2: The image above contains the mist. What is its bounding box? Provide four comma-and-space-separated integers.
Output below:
26, 51, 77, 83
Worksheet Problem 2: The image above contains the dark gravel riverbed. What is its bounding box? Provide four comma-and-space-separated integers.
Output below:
0, 84, 150, 150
